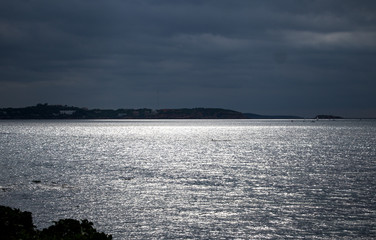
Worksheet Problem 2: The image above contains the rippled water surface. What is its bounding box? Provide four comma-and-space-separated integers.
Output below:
1, 119, 375, 239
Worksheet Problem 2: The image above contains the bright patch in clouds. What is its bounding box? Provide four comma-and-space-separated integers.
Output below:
280, 30, 376, 49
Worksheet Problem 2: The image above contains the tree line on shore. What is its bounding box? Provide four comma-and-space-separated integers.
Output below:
0, 103, 245, 119
0, 205, 112, 240
1, 103, 344, 119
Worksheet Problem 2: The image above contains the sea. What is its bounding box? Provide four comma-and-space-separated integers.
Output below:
0, 119, 375, 239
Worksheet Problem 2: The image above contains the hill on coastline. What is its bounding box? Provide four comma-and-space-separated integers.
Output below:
0, 104, 245, 119
0, 104, 316, 119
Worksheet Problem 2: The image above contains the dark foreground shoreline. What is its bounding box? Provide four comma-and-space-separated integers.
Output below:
0, 205, 112, 240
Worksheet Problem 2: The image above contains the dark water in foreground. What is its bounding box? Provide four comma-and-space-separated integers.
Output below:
1, 119, 375, 239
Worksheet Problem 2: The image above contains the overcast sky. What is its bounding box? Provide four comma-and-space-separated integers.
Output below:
1, 0, 375, 117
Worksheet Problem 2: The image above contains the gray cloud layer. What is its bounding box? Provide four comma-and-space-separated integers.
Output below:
1, 0, 375, 117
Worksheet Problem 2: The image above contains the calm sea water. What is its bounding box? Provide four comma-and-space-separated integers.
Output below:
0, 119, 375, 239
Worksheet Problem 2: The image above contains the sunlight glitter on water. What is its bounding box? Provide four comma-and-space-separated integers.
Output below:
1, 119, 376, 239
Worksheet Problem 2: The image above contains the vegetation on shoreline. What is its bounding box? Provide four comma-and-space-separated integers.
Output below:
0, 103, 245, 119
0, 205, 112, 240
0, 104, 349, 120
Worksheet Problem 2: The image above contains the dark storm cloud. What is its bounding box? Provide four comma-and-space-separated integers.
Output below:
1, 0, 375, 117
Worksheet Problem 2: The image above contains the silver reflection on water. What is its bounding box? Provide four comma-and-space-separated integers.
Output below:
0, 119, 376, 239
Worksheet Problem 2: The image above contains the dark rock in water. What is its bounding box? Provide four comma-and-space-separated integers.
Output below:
1, 187, 11, 192
0, 205, 112, 239
121, 176, 134, 181
32, 180, 41, 184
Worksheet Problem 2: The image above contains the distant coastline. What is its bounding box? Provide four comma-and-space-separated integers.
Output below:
0, 104, 346, 120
